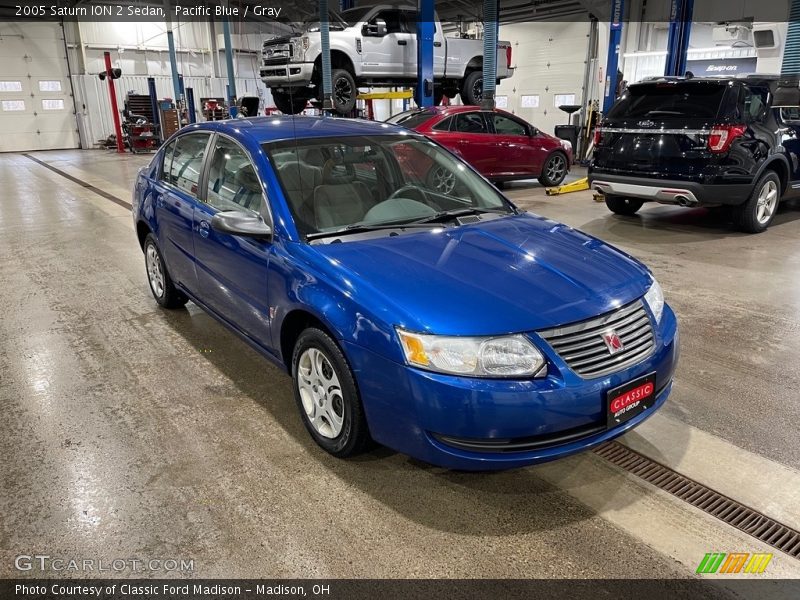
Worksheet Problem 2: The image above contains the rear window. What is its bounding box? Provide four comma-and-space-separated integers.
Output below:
607, 83, 727, 120
385, 110, 435, 130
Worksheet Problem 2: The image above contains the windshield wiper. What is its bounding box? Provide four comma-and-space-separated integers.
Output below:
410, 206, 513, 224
306, 222, 441, 240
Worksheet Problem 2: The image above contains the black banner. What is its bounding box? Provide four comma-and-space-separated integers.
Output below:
2, 579, 800, 600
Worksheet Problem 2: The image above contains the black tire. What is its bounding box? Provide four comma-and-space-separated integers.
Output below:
413, 87, 445, 107
426, 164, 457, 194
143, 234, 188, 309
291, 328, 371, 458
460, 70, 483, 105
272, 90, 308, 115
733, 171, 781, 233
330, 68, 357, 115
605, 195, 644, 216
538, 152, 569, 187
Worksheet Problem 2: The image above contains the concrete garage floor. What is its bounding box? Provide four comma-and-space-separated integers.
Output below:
2, 149, 800, 580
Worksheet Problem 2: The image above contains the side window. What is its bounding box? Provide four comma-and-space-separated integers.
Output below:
454, 112, 488, 134
159, 140, 176, 182
742, 87, 770, 123
167, 134, 210, 196
431, 116, 453, 132
493, 114, 528, 136
206, 137, 263, 213
376, 10, 403, 34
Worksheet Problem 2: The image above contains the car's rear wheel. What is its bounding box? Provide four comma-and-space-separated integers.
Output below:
292, 328, 370, 457
605, 195, 644, 216
733, 171, 781, 233
143, 234, 188, 308
427, 164, 457, 194
538, 152, 568, 187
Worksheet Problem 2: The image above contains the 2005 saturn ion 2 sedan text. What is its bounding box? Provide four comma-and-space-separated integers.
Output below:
132, 116, 678, 470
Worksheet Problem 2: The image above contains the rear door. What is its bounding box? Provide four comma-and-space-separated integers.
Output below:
595, 81, 729, 179
155, 132, 212, 293
449, 111, 498, 176
193, 134, 273, 350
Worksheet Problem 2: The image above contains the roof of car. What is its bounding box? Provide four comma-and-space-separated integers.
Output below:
181, 116, 414, 145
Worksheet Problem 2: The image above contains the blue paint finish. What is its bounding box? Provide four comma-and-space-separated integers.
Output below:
665, 0, 694, 77
417, 0, 435, 108
133, 117, 679, 470
603, 0, 624, 113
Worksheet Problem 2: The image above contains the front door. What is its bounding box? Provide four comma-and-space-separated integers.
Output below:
360, 9, 408, 78
449, 111, 497, 176
193, 135, 274, 350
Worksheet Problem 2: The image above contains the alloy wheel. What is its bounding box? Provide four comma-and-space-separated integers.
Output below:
472, 77, 483, 102
145, 243, 164, 299
334, 77, 353, 107
756, 180, 778, 225
431, 166, 456, 194
546, 155, 566, 183
297, 347, 345, 439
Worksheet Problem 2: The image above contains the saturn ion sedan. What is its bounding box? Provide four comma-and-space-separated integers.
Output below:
132, 116, 678, 470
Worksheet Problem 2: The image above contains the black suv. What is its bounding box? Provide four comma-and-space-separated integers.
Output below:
589, 75, 800, 233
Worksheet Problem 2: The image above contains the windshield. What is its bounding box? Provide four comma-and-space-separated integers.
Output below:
607, 82, 727, 119
266, 135, 514, 239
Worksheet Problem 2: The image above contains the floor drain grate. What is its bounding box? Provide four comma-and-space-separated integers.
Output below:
594, 441, 800, 559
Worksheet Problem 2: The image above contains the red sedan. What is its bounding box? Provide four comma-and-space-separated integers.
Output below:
386, 106, 572, 190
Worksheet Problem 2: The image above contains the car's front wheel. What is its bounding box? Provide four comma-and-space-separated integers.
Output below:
734, 171, 781, 233
272, 90, 309, 115
605, 195, 644, 216
292, 328, 370, 457
143, 234, 188, 308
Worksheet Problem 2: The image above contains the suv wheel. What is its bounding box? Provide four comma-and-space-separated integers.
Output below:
272, 90, 308, 115
605, 195, 644, 216
292, 328, 371, 457
734, 171, 781, 233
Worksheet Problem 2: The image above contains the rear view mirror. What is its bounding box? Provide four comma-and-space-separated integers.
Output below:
211, 211, 272, 240
364, 18, 387, 37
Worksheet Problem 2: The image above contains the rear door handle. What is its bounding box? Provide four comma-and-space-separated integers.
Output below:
198, 220, 210, 238
433, 41, 442, 47
155, 194, 164, 208
397, 40, 407, 46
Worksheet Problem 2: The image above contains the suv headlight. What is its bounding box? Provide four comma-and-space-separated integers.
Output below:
291, 37, 309, 60
396, 329, 547, 378
644, 279, 665, 324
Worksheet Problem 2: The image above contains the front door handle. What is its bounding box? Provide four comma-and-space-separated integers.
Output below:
433, 41, 442, 47
155, 194, 164, 208
198, 220, 210, 238
397, 40, 407, 46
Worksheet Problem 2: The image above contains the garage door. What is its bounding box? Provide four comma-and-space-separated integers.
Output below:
0, 22, 79, 152
496, 21, 591, 139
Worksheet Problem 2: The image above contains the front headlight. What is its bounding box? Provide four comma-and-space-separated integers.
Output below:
396, 329, 547, 378
291, 37, 309, 60
644, 278, 665, 323
560, 139, 573, 153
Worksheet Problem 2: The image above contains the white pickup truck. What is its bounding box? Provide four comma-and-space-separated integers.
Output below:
260, 4, 514, 115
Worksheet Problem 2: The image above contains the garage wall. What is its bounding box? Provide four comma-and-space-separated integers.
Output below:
495, 20, 593, 138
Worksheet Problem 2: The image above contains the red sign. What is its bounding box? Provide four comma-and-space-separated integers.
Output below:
610, 382, 654, 414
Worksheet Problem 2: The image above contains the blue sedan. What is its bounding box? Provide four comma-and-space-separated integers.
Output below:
132, 116, 678, 471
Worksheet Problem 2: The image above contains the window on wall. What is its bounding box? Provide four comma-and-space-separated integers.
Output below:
1, 100, 25, 111
206, 137, 263, 213
42, 99, 65, 110
0, 81, 23, 92
166, 133, 210, 197
38, 80, 62, 92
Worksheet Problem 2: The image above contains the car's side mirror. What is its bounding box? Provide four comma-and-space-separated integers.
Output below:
364, 18, 387, 37
211, 211, 273, 240
529, 127, 539, 136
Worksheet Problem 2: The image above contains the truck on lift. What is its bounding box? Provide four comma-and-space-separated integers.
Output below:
260, 4, 514, 115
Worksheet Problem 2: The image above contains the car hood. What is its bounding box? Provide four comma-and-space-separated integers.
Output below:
311, 213, 653, 335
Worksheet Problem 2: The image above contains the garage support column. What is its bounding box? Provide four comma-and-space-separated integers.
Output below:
417, 0, 435, 108
166, 27, 182, 108
320, 0, 333, 113
147, 77, 160, 130
781, 0, 800, 75
664, 0, 694, 77
602, 0, 624, 113
222, 16, 238, 113
103, 51, 125, 154
480, 0, 499, 110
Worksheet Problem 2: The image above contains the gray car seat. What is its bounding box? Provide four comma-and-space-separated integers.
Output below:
313, 159, 374, 230
277, 161, 322, 232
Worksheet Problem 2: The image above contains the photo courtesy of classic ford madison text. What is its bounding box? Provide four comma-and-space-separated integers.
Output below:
1, 0, 800, 599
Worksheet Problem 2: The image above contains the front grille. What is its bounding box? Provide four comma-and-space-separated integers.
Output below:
262, 43, 292, 65
538, 300, 655, 379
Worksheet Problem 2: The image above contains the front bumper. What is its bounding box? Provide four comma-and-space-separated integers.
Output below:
589, 173, 752, 206
344, 305, 679, 471
260, 62, 315, 87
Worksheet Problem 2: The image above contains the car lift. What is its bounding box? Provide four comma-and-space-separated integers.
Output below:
357, 90, 413, 120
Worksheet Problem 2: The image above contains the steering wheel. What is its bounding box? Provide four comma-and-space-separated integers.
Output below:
386, 184, 429, 204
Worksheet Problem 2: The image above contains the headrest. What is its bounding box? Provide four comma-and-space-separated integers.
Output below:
235, 165, 261, 193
